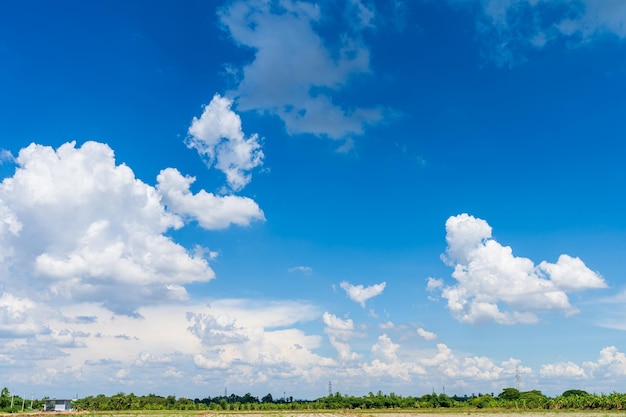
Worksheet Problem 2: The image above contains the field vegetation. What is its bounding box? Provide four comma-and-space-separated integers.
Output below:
4, 387, 626, 413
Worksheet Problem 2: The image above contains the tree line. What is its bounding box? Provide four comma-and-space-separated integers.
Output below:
4, 386, 626, 412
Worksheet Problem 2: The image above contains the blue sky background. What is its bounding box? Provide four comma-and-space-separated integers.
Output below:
1, 0, 625, 400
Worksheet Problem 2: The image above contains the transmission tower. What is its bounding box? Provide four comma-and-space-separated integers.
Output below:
515, 366, 521, 390
328, 381, 332, 396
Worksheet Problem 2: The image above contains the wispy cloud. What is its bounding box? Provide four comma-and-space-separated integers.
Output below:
219, 0, 384, 140
450, 0, 626, 66
0, 149, 15, 163
288, 265, 313, 275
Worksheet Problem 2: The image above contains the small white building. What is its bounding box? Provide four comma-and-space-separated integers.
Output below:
44, 399, 73, 412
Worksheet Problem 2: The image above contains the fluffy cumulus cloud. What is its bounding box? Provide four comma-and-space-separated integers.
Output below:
322, 312, 361, 360
156, 168, 264, 229
540, 361, 588, 379
450, 0, 626, 66
187, 94, 264, 191
586, 346, 626, 377
430, 213, 606, 325
340, 281, 387, 307
419, 343, 518, 382
416, 327, 437, 341
541, 346, 626, 381
362, 334, 423, 381
0, 293, 49, 338
219, 0, 384, 141
0, 141, 264, 317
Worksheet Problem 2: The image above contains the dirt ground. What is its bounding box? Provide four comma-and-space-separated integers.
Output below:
198, 413, 626, 417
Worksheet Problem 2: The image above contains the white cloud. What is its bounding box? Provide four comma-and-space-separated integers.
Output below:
539, 254, 606, 291
328, 336, 362, 361
133, 352, 172, 366
323, 312, 361, 361
379, 320, 395, 330
8, 298, 329, 393
187, 94, 263, 191
322, 312, 355, 338
416, 327, 437, 341
419, 343, 513, 381
219, 0, 383, 140
433, 213, 606, 325
362, 334, 424, 381
586, 346, 626, 377
453, 0, 626, 66
288, 265, 313, 275
541, 346, 626, 381
0, 141, 264, 316
0, 149, 15, 163
0, 293, 49, 337
163, 366, 183, 379
540, 361, 588, 379
156, 168, 264, 229
188, 301, 331, 377
426, 277, 443, 290
372, 334, 399, 362
340, 281, 386, 307
186, 312, 248, 345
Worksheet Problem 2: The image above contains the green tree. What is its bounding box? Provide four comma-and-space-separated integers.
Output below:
0, 388, 10, 409
499, 388, 521, 400
562, 389, 589, 397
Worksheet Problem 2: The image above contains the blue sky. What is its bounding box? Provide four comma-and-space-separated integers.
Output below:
1, 0, 626, 400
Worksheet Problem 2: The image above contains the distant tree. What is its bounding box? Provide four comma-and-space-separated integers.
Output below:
437, 393, 454, 407
469, 393, 496, 409
241, 393, 258, 404
261, 393, 273, 403
0, 388, 9, 409
562, 389, 589, 397
499, 388, 521, 400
